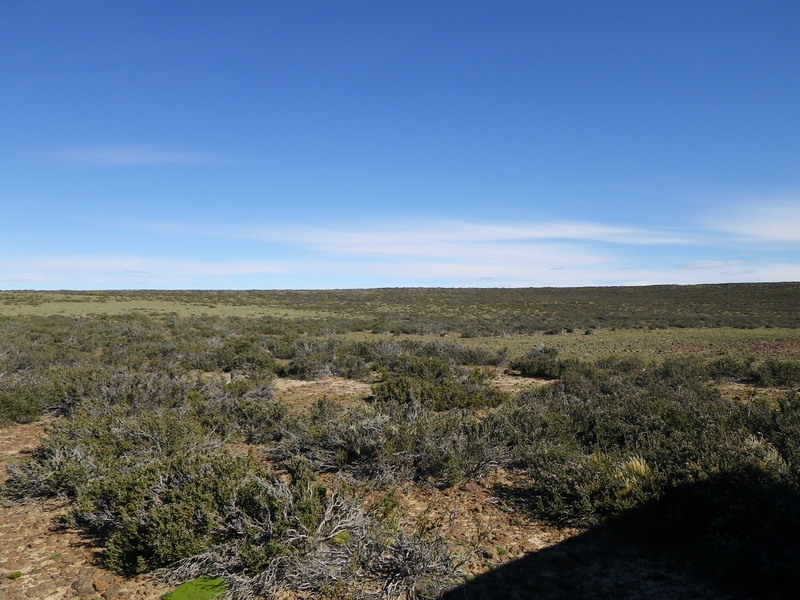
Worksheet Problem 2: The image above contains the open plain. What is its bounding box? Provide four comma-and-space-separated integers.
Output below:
2, 284, 799, 599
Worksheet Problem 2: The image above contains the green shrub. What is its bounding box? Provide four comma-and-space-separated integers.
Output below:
397, 340, 507, 366
495, 357, 796, 527
94, 450, 327, 574
0, 385, 44, 425
374, 356, 507, 411
749, 359, 800, 387
283, 336, 371, 380
4, 384, 334, 575
706, 355, 751, 381
211, 337, 277, 374
707, 357, 800, 387
509, 345, 562, 379
749, 390, 800, 480
0, 365, 111, 425
279, 397, 503, 486
10, 421, 332, 575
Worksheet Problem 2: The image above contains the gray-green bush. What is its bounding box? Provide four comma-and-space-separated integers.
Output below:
373, 356, 507, 411
491, 358, 797, 527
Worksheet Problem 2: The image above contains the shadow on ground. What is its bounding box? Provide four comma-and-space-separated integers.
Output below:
442, 471, 800, 600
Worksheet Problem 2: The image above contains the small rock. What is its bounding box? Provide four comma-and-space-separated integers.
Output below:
93, 578, 110, 592
482, 547, 500, 562
25, 584, 51, 599
102, 582, 123, 600
71, 579, 95, 596
449, 524, 466, 538
462, 481, 480, 493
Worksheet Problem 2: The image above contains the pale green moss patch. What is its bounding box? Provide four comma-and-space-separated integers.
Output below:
162, 576, 227, 600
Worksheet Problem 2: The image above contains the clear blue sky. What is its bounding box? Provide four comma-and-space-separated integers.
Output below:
2, 0, 799, 289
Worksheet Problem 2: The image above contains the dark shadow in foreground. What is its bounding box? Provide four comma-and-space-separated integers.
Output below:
442, 470, 800, 600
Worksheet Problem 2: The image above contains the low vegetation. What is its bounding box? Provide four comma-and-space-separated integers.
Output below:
2, 285, 800, 598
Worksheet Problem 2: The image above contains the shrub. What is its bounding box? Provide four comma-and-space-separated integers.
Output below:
283, 336, 371, 380
278, 397, 503, 486
211, 337, 277, 375
508, 345, 562, 379
375, 402, 503, 486
189, 376, 290, 443
749, 359, 800, 387
397, 340, 507, 366
0, 365, 114, 425
0, 382, 44, 425
749, 390, 800, 481
165, 488, 462, 600
494, 357, 796, 527
8, 410, 333, 575
373, 356, 507, 411
706, 355, 751, 381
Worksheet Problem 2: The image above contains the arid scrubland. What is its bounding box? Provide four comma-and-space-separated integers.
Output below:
2, 284, 800, 599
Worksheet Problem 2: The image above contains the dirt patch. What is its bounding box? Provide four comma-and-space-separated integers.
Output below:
716, 381, 788, 405
270, 371, 546, 409
273, 376, 374, 409
491, 372, 549, 395
390, 472, 575, 576
0, 422, 48, 486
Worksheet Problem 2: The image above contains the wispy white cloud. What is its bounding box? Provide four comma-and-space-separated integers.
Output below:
720, 269, 757, 276
100, 215, 796, 288
137, 218, 692, 246
0, 275, 45, 284
52, 146, 220, 166
285, 258, 800, 287
247, 220, 695, 249
0, 256, 291, 287
130, 219, 646, 281
678, 260, 746, 270
295, 240, 611, 265
4, 211, 798, 289
2, 251, 798, 289
707, 200, 800, 243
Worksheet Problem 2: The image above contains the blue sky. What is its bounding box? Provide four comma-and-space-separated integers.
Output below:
2, 0, 799, 289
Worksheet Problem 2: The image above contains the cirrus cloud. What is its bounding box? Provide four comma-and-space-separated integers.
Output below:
708, 200, 800, 243
678, 260, 746, 270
